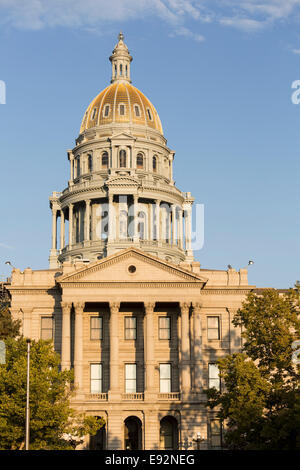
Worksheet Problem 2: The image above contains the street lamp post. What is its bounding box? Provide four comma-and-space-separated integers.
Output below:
25, 339, 31, 451
193, 432, 204, 450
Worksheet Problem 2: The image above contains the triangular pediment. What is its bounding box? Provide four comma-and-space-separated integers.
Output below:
109, 132, 136, 141
106, 175, 139, 187
58, 248, 207, 285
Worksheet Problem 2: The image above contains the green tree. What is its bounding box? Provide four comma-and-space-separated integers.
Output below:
0, 338, 104, 450
0, 304, 20, 339
206, 288, 300, 450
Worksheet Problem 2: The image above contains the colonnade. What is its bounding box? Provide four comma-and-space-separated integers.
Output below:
60, 301, 202, 397
51, 195, 193, 254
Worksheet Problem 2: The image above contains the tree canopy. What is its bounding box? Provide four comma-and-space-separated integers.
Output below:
206, 287, 300, 450
0, 338, 104, 450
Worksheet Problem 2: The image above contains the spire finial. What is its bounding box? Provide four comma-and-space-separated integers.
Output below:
109, 32, 132, 84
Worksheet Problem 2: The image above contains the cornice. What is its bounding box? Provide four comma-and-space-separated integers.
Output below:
60, 281, 203, 288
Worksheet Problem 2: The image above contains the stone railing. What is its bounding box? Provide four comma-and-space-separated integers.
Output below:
122, 393, 144, 401
87, 393, 108, 401
158, 392, 181, 401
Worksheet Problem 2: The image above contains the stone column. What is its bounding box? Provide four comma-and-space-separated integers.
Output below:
51, 207, 58, 250
180, 302, 191, 395
155, 200, 160, 242
74, 302, 84, 396
192, 302, 202, 391
179, 208, 183, 249
70, 154, 74, 181
109, 302, 120, 399
61, 302, 72, 371
184, 203, 193, 258
172, 205, 176, 246
149, 202, 153, 241
133, 195, 139, 242
85, 199, 91, 241
108, 194, 114, 243
68, 203, 74, 247
60, 208, 65, 250
144, 302, 156, 399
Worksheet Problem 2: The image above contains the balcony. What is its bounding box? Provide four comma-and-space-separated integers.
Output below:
158, 392, 181, 401
122, 393, 144, 401
87, 393, 108, 401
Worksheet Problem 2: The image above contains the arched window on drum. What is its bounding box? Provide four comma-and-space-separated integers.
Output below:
101, 152, 109, 169
153, 156, 157, 173
136, 153, 144, 170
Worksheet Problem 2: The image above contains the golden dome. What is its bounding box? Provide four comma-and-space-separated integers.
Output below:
80, 81, 163, 135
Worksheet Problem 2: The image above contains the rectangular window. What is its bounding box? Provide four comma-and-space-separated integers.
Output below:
125, 363, 137, 393
119, 104, 125, 115
90, 363, 102, 394
207, 316, 220, 340
159, 316, 171, 340
90, 316, 103, 340
41, 316, 53, 340
134, 105, 140, 117
125, 316, 137, 340
208, 363, 221, 390
160, 363, 171, 393
210, 419, 222, 448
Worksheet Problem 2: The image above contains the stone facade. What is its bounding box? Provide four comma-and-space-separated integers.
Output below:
7, 33, 257, 450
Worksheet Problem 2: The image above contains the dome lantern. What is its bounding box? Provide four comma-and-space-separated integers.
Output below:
110, 32, 133, 84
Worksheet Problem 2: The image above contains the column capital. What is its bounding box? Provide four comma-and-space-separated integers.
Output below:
144, 302, 155, 313
192, 302, 202, 313
61, 301, 72, 312
110, 302, 120, 314
180, 302, 191, 313
74, 302, 85, 313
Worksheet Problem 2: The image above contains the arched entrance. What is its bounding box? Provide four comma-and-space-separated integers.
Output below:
160, 416, 179, 450
89, 419, 106, 450
124, 416, 142, 450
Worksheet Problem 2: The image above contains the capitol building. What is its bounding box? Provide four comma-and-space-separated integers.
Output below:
7, 34, 256, 450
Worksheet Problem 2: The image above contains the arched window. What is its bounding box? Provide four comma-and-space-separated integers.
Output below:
160, 416, 178, 450
102, 152, 109, 169
124, 417, 142, 450
91, 108, 97, 120
147, 108, 152, 120
136, 153, 144, 169
153, 156, 157, 173
125, 65, 128, 77
90, 420, 106, 450
134, 105, 140, 117
119, 150, 127, 168
87, 154, 93, 172
120, 64, 123, 76
119, 104, 125, 116
103, 105, 110, 117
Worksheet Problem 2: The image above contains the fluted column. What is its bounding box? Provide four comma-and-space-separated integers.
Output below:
192, 302, 202, 391
180, 302, 191, 394
74, 302, 84, 395
85, 199, 91, 241
68, 203, 73, 247
51, 208, 58, 250
61, 302, 72, 371
60, 209, 65, 250
109, 302, 120, 398
70, 154, 74, 181
144, 302, 156, 397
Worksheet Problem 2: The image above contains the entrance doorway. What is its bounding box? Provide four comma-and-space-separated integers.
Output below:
160, 416, 179, 450
124, 416, 142, 450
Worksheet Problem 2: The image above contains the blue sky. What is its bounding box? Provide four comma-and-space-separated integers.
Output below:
0, 0, 300, 288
